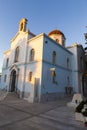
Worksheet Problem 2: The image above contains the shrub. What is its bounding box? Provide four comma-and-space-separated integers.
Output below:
75, 101, 85, 113
82, 109, 87, 116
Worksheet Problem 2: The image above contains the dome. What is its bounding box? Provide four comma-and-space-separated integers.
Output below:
48, 29, 66, 47
48, 29, 65, 38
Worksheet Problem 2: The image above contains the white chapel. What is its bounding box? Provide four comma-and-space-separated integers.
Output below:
0, 18, 87, 102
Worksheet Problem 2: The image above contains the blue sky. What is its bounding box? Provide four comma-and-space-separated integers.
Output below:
0, 0, 87, 72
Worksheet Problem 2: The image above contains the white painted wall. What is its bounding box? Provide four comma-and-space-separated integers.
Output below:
68, 44, 85, 93
1, 20, 86, 102
1, 31, 30, 92
41, 35, 73, 94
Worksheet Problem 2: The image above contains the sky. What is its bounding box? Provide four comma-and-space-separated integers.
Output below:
0, 0, 87, 72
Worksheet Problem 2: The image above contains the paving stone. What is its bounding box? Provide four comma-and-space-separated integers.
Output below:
0, 105, 31, 126
0, 94, 86, 130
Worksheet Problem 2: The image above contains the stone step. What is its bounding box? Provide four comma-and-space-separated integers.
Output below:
0, 90, 8, 101
3, 92, 20, 101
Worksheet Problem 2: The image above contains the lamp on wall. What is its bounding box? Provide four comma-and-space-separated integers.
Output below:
50, 68, 55, 77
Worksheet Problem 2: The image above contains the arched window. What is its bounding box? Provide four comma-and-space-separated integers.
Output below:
29, 49, 35, 61
6, 58, 9, 68
52, 51, 56, 64
0, 75, 1, 82
80, 57, 83, 70
4, 75, 7, 82
67, 58, 70, 69
20, 23, 23, 31
14, 47, 20, 62
56, 39, 59, 43
67, 76, 70, 86
28, 72, 32, 82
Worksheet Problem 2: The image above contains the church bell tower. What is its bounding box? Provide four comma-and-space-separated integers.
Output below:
19, 18, 28, 32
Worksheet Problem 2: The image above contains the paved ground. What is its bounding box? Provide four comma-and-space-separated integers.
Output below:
0, 93, 86, 130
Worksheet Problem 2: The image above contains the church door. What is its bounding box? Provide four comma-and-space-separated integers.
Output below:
10, 70, 16, 92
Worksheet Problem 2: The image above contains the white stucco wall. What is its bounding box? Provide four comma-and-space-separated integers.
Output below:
41, 35, 73, 94
24, 34, 44, 101
10, 32, 29, 64
68, 44, 85, 93
1, 31, 29, 91
1, 18, 86, 102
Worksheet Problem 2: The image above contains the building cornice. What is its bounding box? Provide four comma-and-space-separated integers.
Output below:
10, 31, 29, 43
4, 49, 11, 54
28, 32, 73, 55
28, 33, 45, 43
44, 33, 73, 55
67, 43, 85, 53
11, 30, 36, 43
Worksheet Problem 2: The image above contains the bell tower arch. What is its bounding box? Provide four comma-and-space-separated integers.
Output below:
19, 18, 28, 32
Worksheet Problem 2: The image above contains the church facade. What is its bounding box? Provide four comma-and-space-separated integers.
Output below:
0, 18, 87, 102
